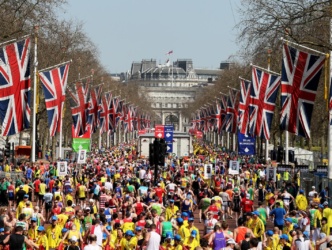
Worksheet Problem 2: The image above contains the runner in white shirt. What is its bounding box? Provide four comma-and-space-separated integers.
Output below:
308, 186, 317, 204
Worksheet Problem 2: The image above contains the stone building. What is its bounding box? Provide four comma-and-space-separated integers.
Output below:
124, 59, 231, 131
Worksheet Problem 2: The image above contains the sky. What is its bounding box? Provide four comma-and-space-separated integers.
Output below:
57, 0, 241, 73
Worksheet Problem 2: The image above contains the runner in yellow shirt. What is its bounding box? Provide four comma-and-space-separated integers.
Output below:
183, 230, 200, 250
36, 226, 49, 250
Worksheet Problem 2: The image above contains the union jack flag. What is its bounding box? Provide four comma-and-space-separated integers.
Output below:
0, 38, 31, 136
280, 44, 325, 138
39, 63, 70, 137
99, 92, 112, 134
225, 89, 240, 134
87, 85, 102, 133
68, 81, 90, 137
249, 66, 280, 140
124, 105, 133, 132
220, 94, 228, 131
109, 97, 119, 129
238, 78, 251, 135
116, 99, 124, 127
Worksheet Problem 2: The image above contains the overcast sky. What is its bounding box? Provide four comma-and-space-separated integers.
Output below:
58, 0, 241, 73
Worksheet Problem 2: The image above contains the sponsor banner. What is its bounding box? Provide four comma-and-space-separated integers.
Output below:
238, 132, 255, 155
154, 125, 164, 138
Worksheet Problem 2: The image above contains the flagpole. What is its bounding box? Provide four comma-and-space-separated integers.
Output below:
265, 48, 272, 164
328, 11, 332, 189
31, 26, 38, 162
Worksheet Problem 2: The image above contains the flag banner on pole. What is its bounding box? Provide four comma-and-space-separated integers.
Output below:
237, 132, 255, 155
99, 92, 112, 134
220, 95, 228, 132
249, 66, 281, 140
68, 81, 90, 137
124, 105, 133, 133
72, 124, 90, 152
155, 125, 164, 139
215, 101, 222, 134
225, 89, 240, 134
164, 125, 174, 142
208, 105, 216, 132
280, 43, 325, 138
238, 78, 251, 135
116, 99, 124, 128
39, 63, 70, 137
88, 85, 102, 133
0, 38, 31, 136
110, 97, 119, 130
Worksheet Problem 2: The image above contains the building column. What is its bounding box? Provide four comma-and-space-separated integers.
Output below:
178, 112, 182, 132
161, 111, 165, 125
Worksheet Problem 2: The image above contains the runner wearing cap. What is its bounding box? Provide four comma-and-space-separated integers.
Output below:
313, 204, 324, 242
46, 216, 61, 250
248, 211, 265, 240
165, 199, 179, 221
323, 201, 332, 236
183, 229, 199, 250
36, 226, 48, 250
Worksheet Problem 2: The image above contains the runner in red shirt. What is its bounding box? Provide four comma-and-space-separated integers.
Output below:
33, 177, 41, 203
204, 199, 221, 220
154, 184, 165, 203
240, 194, 254, 213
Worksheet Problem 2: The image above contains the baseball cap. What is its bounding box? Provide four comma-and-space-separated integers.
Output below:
174, 234, 182, 241
246, 193, 250, 199
135, 226, 142, 231
190, 230, 197, 237
0, 228, 4, 233
169, 199, 174, 203
157, 183, 161, 186
285, 218, 293, 223
177, 218, 184, 223
166, 232, 173, 239
252, 211, 260, 216
24, 194, 29, 198
312, 186, 315, 189
106, 226, 112, 231
51, 216, 58, 221
280, 234, 289, 241
319, 204, 324, 209
37, 226, 45, 231
61, 228, 68, 233
266, 230, 273, 237
125, 230, 135, 237
19, 185, 23, 188
323, 201, 329, 206
227, 239, 236, 244
299, 190, 304, 194
267, 189, 271, 192
70, 236, 78, 242
181, 212, 188, 217
303, 231, 309, 238
188, 217, 194, 222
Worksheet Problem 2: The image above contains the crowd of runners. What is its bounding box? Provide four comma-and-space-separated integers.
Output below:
0, 142, 330, 250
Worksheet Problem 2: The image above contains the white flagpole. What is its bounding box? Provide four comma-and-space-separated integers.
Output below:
328, 15, 332, 182
31, 26, 38, 162
59, 115, 63, 159
285, 131, 289, 164
227, 132, 230, 150
232, 133, 236, 152
265, 48, 272, 163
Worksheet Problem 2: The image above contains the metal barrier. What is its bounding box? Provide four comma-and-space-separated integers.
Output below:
0, 171, 24, 182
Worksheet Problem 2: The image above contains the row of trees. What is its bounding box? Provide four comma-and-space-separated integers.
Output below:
0, 0, 153, 158
183, 0, 331, 153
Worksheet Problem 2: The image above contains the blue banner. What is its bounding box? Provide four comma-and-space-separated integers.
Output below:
164, 125, 174, 142
238, 132, 255, 155
166, 142, 173, 153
